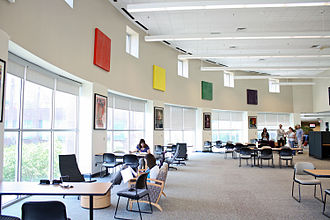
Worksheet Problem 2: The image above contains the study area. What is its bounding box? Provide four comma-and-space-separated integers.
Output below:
0, 0, 330, 219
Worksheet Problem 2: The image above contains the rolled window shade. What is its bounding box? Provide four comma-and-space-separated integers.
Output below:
164, 105, 171, 129
108, 94, 113, 108
114, 95, 130, 110
183, 108, 196, 130
171, 106, 183, 130
26, 66, 54, 89
7, 60, 25, 78
131, 100, 145, 112
231, 112, 243, 121
219, 111, 231, 121
56, 77, 80, 96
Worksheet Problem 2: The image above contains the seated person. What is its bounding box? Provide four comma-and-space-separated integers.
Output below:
130, 139, 150, 154
110, 153, 159, 185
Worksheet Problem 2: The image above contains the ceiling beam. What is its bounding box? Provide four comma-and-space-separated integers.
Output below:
179, 54, 330, 60
278, 82, 316, 85
145, 32, 330, 42
234, 75, 330, 79
201, 66, 330, 71
128, 1, 330, 13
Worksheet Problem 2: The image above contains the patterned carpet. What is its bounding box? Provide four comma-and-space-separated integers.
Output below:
3, 149, 330, 219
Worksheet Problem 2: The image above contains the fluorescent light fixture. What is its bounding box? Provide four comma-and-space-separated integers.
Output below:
128, 1, 330, 13
201, 66, 330, 71
64, 0, 73, 8
179, 54, 330, 60
145, 32, 330, 42
279, 82, 316, 86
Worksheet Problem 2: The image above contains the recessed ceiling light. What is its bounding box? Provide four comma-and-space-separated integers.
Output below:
259, 58, 265, 61
210, 32, 221, 35
311, 45, 321, 48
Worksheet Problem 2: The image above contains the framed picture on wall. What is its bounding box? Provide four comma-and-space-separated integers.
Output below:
203, 112, 211, 130
0, 59, 6, 122
248, 116, 257, 129
94, 93, 107, 130
154, 107, 164, 130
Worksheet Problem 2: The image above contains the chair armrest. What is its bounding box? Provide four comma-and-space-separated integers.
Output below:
147, 178, 164, 185
85, 179, 97, 183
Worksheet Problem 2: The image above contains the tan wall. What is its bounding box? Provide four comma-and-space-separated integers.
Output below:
292, 85, 313, 113
313, 74, 330, 113
0, 0, 295, 113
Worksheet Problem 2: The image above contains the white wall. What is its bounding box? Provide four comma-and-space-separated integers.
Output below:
0, 29, 9, 181
313, 75, 330, 113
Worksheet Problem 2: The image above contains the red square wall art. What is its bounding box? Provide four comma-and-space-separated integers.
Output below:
93, 28, 111, 72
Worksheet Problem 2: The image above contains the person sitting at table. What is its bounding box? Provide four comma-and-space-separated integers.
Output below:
130, 139, 150, 154
145, 153, 160, 182
261, 128, 269, 141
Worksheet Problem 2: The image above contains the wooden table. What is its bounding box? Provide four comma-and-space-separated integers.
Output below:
304, 169, 330, 178
0, 182, 112, 220
95, 153, 147, 158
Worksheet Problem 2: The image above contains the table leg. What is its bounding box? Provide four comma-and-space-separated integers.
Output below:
0, 195, 2, 215
89, 195, 93, 220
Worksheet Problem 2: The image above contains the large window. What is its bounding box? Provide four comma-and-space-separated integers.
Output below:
178, 60, 189, 78
257, 112, 292, 140
224, 71, 234, 88
164, 105, 196, 147
3, 55, 79, 191
126, 26, 139, 58
212, 110, 247, 143
107, 93, 146, 152
269, 79, 280, 93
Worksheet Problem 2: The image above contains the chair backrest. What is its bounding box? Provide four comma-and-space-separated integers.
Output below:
0, 215, 21, 220
154, 145, 163, 153
156, 163, 169, 184
280, 147, 292, 156
22, 201, 68, 220
123, 154, 139, 165
226, 143, 234, 149
135, 172, 148, 189
215, 140, 222, 147
175, 143, 187, 158
204, 141, 211, 146
294, 162, 315, 175
171, 145, 177, 153
240, 147, 252, 155
247, 143, 256, 147
59, 154, 85, 182
235, 143, 244, 150
260, 148, 272, 156
103, 153, 116, 163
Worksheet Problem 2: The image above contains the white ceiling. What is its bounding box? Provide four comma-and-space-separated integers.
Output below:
110, 0, 330, 76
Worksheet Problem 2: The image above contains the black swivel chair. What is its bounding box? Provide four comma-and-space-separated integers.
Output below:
173, 143, 187, 165
234, 143, 244, 158
258, 147, 274, 168
114, 173, 152, 220
203, 141, 212, 152
21, 201, 70, 220
123, 154, 139, 171
279, 147, 293, 168
100, 153, 123, 177
239, 147, 253, 167
59, 154, 96, 183
224, 143, 235, 159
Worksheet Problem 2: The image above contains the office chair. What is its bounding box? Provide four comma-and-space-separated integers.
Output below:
0, 216, 20, 220
239, 147, 253, 167
279, 147, 293, 168
21, 201, 70, 220
123, 154, 139, 171
258, 147, 274, 168
100, 153, 122, 177
59, 154, 96, 183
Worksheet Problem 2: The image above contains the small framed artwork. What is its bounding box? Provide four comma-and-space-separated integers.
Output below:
0, 59, 6, 122
154, 107, 164, 130
248, 116, 257, 129
203, 112, 211, 130
247, 89, 258, 105
94, 93, 107, 130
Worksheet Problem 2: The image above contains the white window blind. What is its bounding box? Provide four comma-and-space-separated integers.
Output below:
171, 106, 183, 130
56, 77, 80, 96
183, 108, 196, 130
114, 96, 130, 110
7, 60, 25, 78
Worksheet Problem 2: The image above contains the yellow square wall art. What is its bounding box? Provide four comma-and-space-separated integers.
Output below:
153, 65, 166, 92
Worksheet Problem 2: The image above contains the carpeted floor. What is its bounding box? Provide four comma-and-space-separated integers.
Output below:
3, 150, 330, 219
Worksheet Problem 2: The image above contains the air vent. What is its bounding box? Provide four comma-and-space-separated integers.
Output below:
188, 52, 192, 55
236, 27, 247, 31
206, 59, 216, 64
163, 41, 171, 45
229, 45, 237, 49
311, 45, 321, 49
259, 58, 265, 61
121, 8, 135, 20
175, 47, 187, 53
210, 32, 221, 35
135, 21, 148, 31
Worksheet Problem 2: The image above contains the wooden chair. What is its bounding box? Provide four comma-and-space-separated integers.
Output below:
129, 163, 169, 212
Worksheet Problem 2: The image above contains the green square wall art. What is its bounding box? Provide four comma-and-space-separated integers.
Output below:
201, 81, 213, 101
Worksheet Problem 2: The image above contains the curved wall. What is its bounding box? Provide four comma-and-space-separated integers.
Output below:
0, 0, 296, 113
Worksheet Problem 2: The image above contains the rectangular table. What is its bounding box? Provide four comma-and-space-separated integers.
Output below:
304, 169, 330, 178
0, 182, 112, 220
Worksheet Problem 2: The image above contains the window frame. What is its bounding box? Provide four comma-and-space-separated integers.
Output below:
224, 71, 234, 88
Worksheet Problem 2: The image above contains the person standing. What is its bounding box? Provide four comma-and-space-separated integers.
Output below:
277, 124, 286, 147
287, 127, 296, 155
261, 128, 270, 141
295, 125, 304, 148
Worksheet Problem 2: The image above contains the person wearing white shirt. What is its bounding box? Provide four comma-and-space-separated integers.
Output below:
145, 154, 160, 183
277, 124, 286, 147
295, 125, 304, 148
